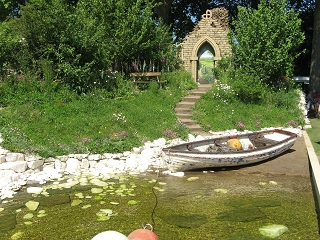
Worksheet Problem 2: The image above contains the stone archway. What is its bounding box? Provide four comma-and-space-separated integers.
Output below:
179, 7, 232, 82
190, 37, 222, 82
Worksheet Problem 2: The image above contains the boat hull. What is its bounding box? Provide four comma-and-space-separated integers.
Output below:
162, 129, 297, 172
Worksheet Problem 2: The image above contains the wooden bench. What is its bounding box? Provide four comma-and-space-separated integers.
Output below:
129, 72, 164, 89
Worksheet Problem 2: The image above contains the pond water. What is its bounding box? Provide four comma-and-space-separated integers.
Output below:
0, 170, 318, 240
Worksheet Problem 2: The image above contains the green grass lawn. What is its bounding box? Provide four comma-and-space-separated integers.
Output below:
306, 118, 320, 160
0, 70, 308, 158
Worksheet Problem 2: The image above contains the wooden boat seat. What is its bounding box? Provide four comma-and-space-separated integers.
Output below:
249, 135, 278, 147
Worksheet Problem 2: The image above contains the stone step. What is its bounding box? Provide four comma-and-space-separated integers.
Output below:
180, 119, 198, 125
176, 113, 192, 119
176, 102, 195, 108
174, 84, 213, 135
175, 108, 193, 114
182, 95, 201, 102
188, 125, 204, 132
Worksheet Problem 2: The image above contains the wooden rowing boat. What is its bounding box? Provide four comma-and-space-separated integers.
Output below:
162, 129, 297, 172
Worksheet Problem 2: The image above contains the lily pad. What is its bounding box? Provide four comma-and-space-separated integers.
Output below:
23, 213, 34, 219
37, 213, 48, 218
24, 221, 33, 225
10, 231, 24, 240
94, 196, 103, 200
110, 202, 119, 205
82, 205, 92, 209
91, 188, 104, 194
127, 200, 138, 205
71, 199, 83, 206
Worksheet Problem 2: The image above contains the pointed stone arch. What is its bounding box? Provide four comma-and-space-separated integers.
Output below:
190, 37, 222, 81
179, 7, 232, 82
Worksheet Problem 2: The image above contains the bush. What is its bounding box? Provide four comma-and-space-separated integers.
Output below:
161, 69, 197, 92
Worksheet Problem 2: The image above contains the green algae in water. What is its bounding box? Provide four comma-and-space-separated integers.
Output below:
161, 214, 207, 228
0, 173, 318, 240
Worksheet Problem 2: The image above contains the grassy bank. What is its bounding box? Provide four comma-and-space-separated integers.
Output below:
0, 70, 306, 158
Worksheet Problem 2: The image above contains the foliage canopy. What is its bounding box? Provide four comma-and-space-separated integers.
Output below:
0, 0, 178, 94
229, 0, 305, 91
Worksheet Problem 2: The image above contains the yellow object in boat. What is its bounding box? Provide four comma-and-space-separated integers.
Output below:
227, 139, 242, 150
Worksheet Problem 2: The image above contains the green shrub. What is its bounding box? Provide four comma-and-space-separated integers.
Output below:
161, 69, 197, 92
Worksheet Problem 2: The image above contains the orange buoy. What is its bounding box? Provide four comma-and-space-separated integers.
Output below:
127, 229, 159, 240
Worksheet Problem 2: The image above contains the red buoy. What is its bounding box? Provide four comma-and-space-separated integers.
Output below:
127, 229, 159, 240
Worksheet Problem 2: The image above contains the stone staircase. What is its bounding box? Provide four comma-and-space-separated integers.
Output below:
175, 84, 213, 136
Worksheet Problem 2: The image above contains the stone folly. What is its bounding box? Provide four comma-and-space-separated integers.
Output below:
179, 7, 232, 82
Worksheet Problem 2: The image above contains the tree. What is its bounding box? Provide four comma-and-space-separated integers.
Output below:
229, 0, 305, 90
310, 0, 320, 92
2, 0, 176, 93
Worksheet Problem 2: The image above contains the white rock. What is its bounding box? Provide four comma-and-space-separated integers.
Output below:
54, 160, 66, 172
153, 138, 166, 146
6, 153, 25, 162
102, 153, 114, 159
27, 160, 44, 170
56, 155, 68, 162
140, 148, 155, 158
88, 154, 102, 161
195, 135, 205, 141
0, 148, 9, 154
24, 154, 42, 162
0, 155, 6, 163
26, 187, 43, 194
89, 160, 97, 168
0, 170, 16, 189
65, 158, 80, 174
81, 159, 90, 169
0, 161, 27, 173
188, 134, 195, 142
125, 155, 139, 170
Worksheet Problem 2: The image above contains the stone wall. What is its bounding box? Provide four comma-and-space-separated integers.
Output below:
180, 7, 232, 81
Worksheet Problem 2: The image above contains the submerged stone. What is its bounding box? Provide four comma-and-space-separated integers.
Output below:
216, 207, 265, 222
259, 224, 288, 238
161, 214, 207, 228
